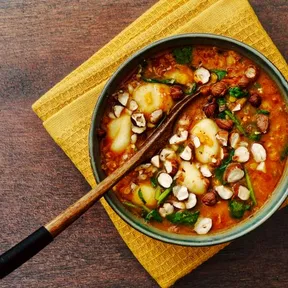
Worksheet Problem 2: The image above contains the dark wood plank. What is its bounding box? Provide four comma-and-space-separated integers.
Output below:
0, 0, 287, 287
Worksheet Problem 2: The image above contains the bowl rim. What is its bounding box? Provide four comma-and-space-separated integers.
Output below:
89, 33, 288, 246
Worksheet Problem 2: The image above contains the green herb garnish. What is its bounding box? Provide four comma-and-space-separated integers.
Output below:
244, 167, 257, 205
173, 46, 192, 64
217, 97, 226, 106
280, 144, 288, 161
166, 211, 200, 225
229, 200, 251, 219
211, 69, 227, 80
145, 209, 163, 222
154, 186, 161, 200
157, 187, 173, 206
249, 133, 261, 141
224, 110, 247, 135
150, 177, 158, 188
256, 109, 270, 115
229, 87, 249, 98
123, 201, 141, 209
142, 77, 176, 85
217, 111, 226, 119
253, 82, 262, 89
215, 149, 235, 183
138, 189, 146, 204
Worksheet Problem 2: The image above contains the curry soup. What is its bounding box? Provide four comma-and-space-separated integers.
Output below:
98, 46, 287, 235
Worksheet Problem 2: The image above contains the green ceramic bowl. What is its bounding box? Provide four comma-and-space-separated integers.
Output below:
89, 34, 288, 246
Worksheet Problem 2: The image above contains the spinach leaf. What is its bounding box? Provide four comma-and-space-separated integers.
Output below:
166, 211, 200, 225
157, 187, 173, 206
145, 209, 163, 222
217, 97, 226, 106
142, 77, 176, 85
244, 167, 257, 205
173, 47, 192, 64
150, 177, 158, 188
217, 111, 226, 119
256, 109, 270, 115
138, 189, 146, 204
229, 87, 249, 98
211, 69, 227, 80
229, 200, 251, 219
215, 149, 235, 182
280, 144, 288, 161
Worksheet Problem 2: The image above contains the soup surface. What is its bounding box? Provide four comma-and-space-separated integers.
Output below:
99, 46, 287, 235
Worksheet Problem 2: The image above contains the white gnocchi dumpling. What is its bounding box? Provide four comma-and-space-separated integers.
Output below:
132, 83, 173, 114
107, 113, 132, 153
132, 183, 157, 208
164, 65, 194, 85
180, 162, 208, 195
191, 119, 220, 164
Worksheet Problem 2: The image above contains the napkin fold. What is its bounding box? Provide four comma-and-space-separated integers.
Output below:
32, 0, 288, 287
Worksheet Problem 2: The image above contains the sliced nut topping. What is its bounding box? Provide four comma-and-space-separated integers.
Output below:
131, 113, 146, 127
130, 182, 138, 191
191, 135, 201, 148
251, 143, 266, 163
113, 105, 124, 118
128, 100, 138, 111
194, 67, 211, 84
160, 148, 175, 161
108, 112, 116, 119
173, 185, 189, 201
180, 146, 192, 161
245, 65, 258, 80
200, 164, 212, 177
117, 92, 129, 106
159, 203, 174, 217
172, 201, 186, 210
157, 172, 173, 188
202, 190, 217, 206
132, 125, 146, 134
216, 130, 229, 146
150, 109, 163, 124
256, 161, 266, 173
211, 81, 227, 97
164, 160, 173, 174
151, 155, 160, 168
169, 130, 188, 144
233, 146, 250, 163
232, 103, 241, 112
215, 185, 233, 200
215, 119, 234, 131
230, 132, 240, 148
185, 193, 197, 209
237, 185, 250, 201
256, 114, 269, 134
248, 93, 262, 107
223, 163, 244, 183
194, 218, 212, 235
131, 134, 137, 144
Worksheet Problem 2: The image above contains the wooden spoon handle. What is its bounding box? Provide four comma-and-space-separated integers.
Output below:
0, 91, 201, 278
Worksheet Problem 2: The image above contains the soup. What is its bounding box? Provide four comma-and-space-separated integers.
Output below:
98, 46, 287, 235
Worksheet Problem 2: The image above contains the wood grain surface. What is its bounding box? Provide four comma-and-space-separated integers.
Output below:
0, 0, 287, 287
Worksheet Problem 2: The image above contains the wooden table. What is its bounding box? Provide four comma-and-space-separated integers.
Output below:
0, 1, 287, 287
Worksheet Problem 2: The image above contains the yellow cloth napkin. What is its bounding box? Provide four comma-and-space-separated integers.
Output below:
32, 0, 288, 287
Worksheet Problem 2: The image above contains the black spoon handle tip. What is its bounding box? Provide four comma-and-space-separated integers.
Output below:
0, 226, 53, 279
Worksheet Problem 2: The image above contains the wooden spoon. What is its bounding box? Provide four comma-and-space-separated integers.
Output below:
0, 90, 201, 278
